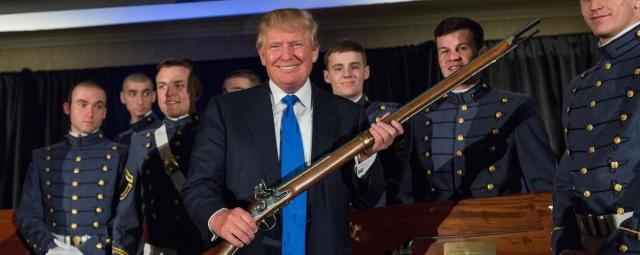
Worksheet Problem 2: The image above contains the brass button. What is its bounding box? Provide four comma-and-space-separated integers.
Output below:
46, 155, 52, 161
604, 63, 611, 70
456, 135, 464, 141
595, 80, 602, 87
424, 151, 431, 158
145, 142, 151, 148
614, 183, 623, 192
619, 244, 628, 253
48, 208, 54, 214
46, 194, 52, 200
564, 128, 568, 134
105, 154, 112, 160
375, 117, 381, 123
501, 97, 508, 103
75, 156, 81, 162
106, 238, 112, 244
621, 113, 629, 121
423, 107, 430, 113
71, 195, 78, 201
455, 150, 463, 157
487, 183, 495, 191
489, 146, 496, 152
611, 161, 619, 169
589, 146, 596, 153
426, 169, 432, 176
461, 104, 468, 111
51, 222, 57, 227
144, 155, 151, 161
72, 181, 78, 187
488, 165, 496, 172
45, 167, 51, 173
111, 146, 117, 151
566, 106, 571, 113
93, 221, 100, 228
635, 68, 640, 75
145, 132, 152, 138
627, 89, 635, 98
379, 105, 386, 110
457, 118, 464, 124
176, 130, 183, 136
589, 100, 596, 108
617, 207, 625, 215
96, 242, 103, 249
71, 209, 78, 215
423, 135, 430, 142
614, 136, 622, 144
98, 179, 105, 186
45, 180, 51, 187
455, 169, 464, 176
492, 128, 499, 135
97, 193, 104, 200
70, 223, 77, 229
583, 190, 591, 198
424, 120, 431, 126
580, 167, 588, 175
495, 112, 503, 119
175, 141, 182, 147
96, 207, 103, 213
73, 167, 80, 174
102, 165, 108, 172
586, 124, 594, 132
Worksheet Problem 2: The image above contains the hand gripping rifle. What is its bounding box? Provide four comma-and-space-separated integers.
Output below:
205, 18, 540, 255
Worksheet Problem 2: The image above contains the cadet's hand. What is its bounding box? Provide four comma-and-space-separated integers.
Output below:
210, 207, 258, 248
360, 118, 404, 160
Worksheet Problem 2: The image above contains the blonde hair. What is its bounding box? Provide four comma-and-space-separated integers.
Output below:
256, 8, 319, 50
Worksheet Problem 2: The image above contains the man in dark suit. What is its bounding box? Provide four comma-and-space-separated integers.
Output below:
182, 8, 403, 255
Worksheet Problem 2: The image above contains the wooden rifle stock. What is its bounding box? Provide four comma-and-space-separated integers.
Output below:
204, 18, 540, 255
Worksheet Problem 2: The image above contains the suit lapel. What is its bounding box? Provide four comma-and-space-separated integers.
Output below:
245, 85, 280, 186
311, 86, 338, 160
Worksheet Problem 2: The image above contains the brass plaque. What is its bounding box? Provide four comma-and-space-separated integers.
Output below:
443, 240, 496, 255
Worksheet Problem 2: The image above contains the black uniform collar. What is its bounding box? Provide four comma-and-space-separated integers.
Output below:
66, 130, 105, 146
163, 113, 199, 129
445, 83, 491, 105
355, 95, 371, 109
131, 111, 160, 132
597, 23, 640, 60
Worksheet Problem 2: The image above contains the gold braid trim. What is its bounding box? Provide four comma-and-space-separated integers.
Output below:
618, 226, 640, 238
551, 226, 564, 233
119, 167, 134, 201
112, 247, 129, 255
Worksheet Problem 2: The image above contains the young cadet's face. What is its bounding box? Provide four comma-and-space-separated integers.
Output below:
580, 0, 640, 44
323, 51, 370, 102
156, 66, 192, 118
436, 29, 480, 78
65, 85, 107, 134
258, 28, 319, 93
223, 77, 254, 93
120, 80, 155, 119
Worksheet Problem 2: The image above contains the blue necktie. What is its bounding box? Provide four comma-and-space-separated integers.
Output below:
280, 95, 306, 255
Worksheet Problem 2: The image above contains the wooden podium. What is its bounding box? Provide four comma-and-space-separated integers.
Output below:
350, 192, 552, 255
0, 209, 27, 254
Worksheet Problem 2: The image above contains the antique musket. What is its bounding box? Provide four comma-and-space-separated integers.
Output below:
205, 18, 541, 255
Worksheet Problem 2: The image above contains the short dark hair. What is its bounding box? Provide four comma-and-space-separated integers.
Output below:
67, 80, 105, 103
156, 57, 202, 97
323, 39, 367, 69
434, 17, 484, 50
122, 72, 153, 91
225, 69, 261, 86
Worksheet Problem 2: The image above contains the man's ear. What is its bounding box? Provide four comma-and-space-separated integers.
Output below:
151, 91, 157, 103
63, 102, 70, 115
364, 65, 370, 80
323, 70, 330, 84
478, 45, 488, 55
120, 91, 126, 104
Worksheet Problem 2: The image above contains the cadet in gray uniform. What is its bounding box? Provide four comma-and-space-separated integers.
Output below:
323, 39, 402, 205
552, 1, 640, 254
112, 58, 205, 255
15, 81, 127, 255
115, 73, 161, 145
397, 17, 556, 203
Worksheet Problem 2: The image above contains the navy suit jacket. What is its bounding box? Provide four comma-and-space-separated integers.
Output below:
182, 83, 384, 255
